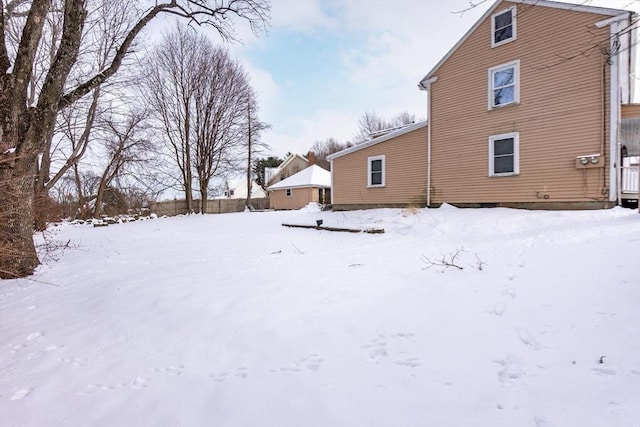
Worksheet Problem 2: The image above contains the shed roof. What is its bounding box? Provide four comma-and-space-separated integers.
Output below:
268, 165, 331, 190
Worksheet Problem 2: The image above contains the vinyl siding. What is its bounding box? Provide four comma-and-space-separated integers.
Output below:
622, 104, 640, 119
429, 1, 612, 204
270, 187, 318, 210
332, 127, 428, 207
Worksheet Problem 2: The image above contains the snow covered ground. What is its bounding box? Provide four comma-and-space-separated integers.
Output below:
1, 205, 639, 427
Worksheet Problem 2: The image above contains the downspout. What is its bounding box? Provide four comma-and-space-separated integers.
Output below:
597, 14, 630, 206
419, 76, 438, 207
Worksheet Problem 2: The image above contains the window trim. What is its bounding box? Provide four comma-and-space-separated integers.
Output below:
488, 132, 520, 177
285, 188, 292, 197
491, 6, 517, 48
367, 155, 385, 188
488, 60, 520, 110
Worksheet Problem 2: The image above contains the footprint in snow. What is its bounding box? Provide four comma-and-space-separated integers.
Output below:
26, 332, 44, 341
10, 388, 32, 400
494, 355, 523, 382
130, 377, 150, 390
151, 365, 184, 376
517, 328, 541, 351
276, 354, 324, 373
591, 367, 616, 376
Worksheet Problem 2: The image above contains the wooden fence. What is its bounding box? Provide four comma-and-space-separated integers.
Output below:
150, 198, 270, 217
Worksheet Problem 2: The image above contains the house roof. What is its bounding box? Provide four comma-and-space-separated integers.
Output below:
265, 153, 309, 185
268, 165, 331, 190
418, 0, 631, 88
327, 121, 428, 161
224, 177, 268, 199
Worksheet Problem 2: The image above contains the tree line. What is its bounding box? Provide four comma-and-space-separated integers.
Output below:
0, 0, 271, 279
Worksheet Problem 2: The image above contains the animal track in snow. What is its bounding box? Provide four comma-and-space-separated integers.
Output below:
491, 302, 506, 316
9, 388, 32, 400
517, 328, 541, 351
361, 333, 420, 367
130, 377, 150, 389
57, 356, 88, 367
276, 354, 324, 373
208, 367, 249, 382
151, 365, 184, 376
26, 332, 44, 341
494, 355, 524, 382
591, 367, 616, 376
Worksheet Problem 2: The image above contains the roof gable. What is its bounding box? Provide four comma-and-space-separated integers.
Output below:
418, 0, 628, 87
327, 121, 428, 161
268, 165, 331, 190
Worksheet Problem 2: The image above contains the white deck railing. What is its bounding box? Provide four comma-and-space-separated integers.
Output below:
621, 165, 639, 194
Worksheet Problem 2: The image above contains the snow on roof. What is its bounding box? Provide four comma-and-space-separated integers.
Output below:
267, 153, 309, 182
268, 165, 331, 190
327, 121, 428, 161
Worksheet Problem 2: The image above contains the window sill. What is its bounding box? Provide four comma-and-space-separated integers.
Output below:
489, 172, 519, 177
491, 37, 516, 48
489, 101, 519, 111
367, 185, 385, 188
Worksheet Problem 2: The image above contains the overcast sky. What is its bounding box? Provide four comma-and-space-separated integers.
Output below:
204, 0, 640, 158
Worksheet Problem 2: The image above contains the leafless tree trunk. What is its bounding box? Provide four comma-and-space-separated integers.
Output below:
92, 109, 150, 218
0, 0, 270, 278
244, 89, 270, 209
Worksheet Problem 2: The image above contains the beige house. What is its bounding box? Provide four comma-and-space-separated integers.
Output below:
268, 165, 331, 210
264, 153, 310, 188
328, 122, 428, 210
330, 0, 640, 210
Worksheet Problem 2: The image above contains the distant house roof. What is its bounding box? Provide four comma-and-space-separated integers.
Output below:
327, 121, 428, 161
265, 153, 310, 185
418, 0, 630, 88
268, 165, 331, 190
224, 177, 267, 199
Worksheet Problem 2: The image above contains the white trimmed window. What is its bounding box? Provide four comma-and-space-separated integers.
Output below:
488, 60, 519, 109
285, 188, 292, 197
367, 155, 385, 187
491, 6, 516, 47
489, 132, 519, 177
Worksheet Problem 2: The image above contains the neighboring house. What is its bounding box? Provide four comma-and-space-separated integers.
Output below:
264, 153, 310, 187
330, 0, 639, 210
268, 165, 331, 210
328, 122, 429, 209
222, 177, 268, 199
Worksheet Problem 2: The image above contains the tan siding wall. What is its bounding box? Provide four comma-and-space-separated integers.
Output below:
268, 157, 309, 186
270, 187, 318, 210
332, 127, 428, 206
429, 1, 612, 204
622, 104, 640, 119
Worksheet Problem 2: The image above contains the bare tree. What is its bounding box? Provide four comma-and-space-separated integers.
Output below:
192, 43, 251, 213
91, 108, 151, 218
353, 111, 417, 143
309, 137, 352, 165
244, 88, 270, 209
0, 0, 270, 278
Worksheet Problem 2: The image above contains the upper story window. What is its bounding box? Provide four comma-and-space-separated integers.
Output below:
491, 7, 516, 47
488, 60, 520, 109
285, 188, 292, 197
367, 155, 385, 187
489, 132, 519, 177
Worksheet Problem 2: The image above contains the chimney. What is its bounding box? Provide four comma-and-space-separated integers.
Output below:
307, 151, 315, 166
